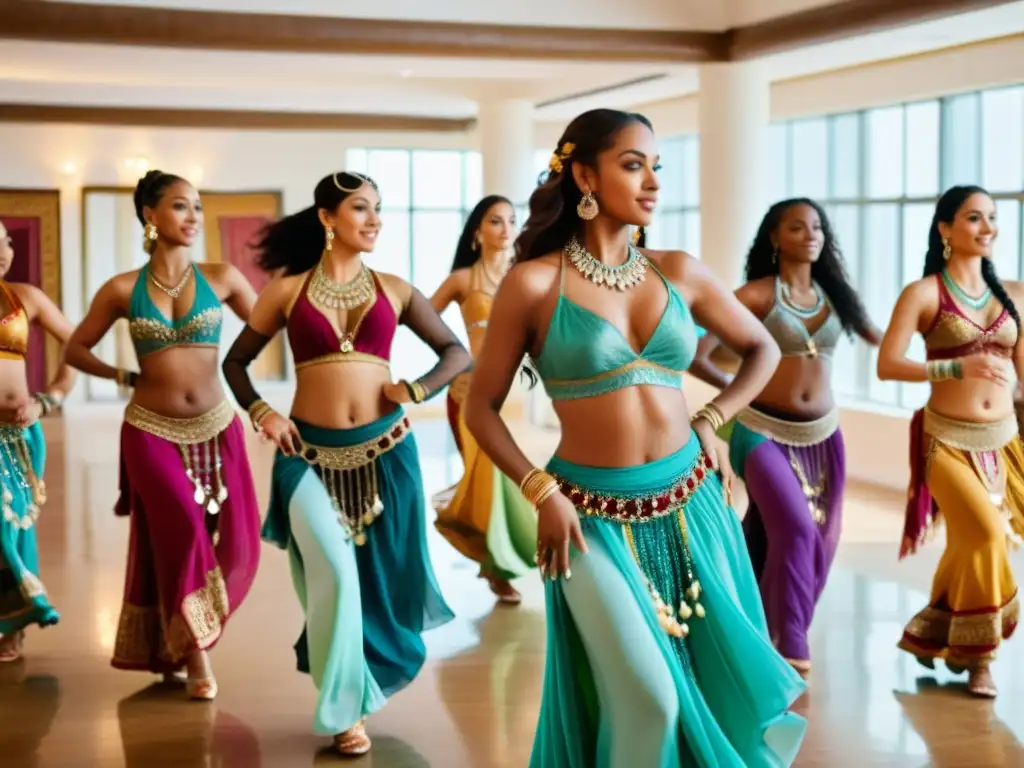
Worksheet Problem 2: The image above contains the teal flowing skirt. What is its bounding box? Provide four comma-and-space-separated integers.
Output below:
532, 430, 806, 767
0, 422, 58, 634
264, 407, 454, 734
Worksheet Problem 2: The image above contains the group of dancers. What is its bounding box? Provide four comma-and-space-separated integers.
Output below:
0, 105, 1020, 764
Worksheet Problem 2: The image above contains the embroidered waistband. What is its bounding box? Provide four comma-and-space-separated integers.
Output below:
736, 407, 839, 447
0, 423, 31, 443
294, 351, 390, 372
125, 400, 236, 445
299, 416, 412, 545
551, 451, 714, 524
924, 408, 1017, 453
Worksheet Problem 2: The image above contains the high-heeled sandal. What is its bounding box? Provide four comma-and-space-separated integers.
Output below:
186, 677, 218, 701
0, 630, 24, 663
334, 720, 372, 756
967, 666, 997, 698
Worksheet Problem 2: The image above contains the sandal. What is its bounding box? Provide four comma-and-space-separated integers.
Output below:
334, 720, 372, 756
487, 577, 522, 606
967, 666, 997, 699
186, 676, 218, 701
0, 630, 24, 663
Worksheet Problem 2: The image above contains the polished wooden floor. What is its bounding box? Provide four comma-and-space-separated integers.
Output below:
4, 411, 1024, 767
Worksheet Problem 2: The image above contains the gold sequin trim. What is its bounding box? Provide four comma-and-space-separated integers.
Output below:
129, 307, 222, 350
125, 400, 236, 445
923, 408, 1016, 453
736, 407, 839, 447
901, 591, 1020, 664
0, 423, 46, 531
294, 351, 390, 371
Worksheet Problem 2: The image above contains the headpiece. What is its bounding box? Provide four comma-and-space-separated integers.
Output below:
548, 142, 575, 175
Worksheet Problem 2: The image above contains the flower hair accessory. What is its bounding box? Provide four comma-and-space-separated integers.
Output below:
548, 142, 576, 175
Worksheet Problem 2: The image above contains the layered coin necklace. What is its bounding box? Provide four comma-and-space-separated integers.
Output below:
309, 260, 377, 353
565, 234, 648, 291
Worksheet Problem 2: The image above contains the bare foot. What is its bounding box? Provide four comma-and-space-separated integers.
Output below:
0, 630, 24, 663
968, 666, 997, 698
334, 720, 372, 756
486, 577, 522, 605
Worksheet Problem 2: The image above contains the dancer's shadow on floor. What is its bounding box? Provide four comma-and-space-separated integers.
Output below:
118, 682, 261, 767
894, 678, 1023, 767
0, 663, 61, 768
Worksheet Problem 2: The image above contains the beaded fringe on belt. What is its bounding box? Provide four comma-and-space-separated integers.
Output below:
298, 415, 412, 546
0, 423, 46, 531
125, 400, 236, 544
551, 450, 717, 639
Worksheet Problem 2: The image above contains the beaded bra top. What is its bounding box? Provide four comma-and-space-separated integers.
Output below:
923, 274, 1016, 360
459, 262, 495, 356
0, 282, 29, 361
531, 257, 696, 401
128, 265, 222, 359
762, 277, 842, 360
287, 269, 397, 370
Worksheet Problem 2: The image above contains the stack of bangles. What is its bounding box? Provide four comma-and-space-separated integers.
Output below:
247, 399, 275, 433
34, 392, 62, 417
521, 469, 564, 578
691, 401, 726, 431
926, 359, 963, 381
115, 368, 138, 388
401, 379, 429, 404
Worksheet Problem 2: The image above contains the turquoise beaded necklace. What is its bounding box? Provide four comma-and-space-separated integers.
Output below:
941, 268, 991, 311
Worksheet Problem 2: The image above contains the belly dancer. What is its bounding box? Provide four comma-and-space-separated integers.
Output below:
431, 195, 536, 604
223, 171, 470, 756
466, 109, 806, 767
879, 185, 1024, 699
690, 198, 879, 676
0, 220, 78, 662
65, 170, 262, 699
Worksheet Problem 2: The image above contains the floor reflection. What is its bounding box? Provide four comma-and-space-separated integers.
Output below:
0, 666, 61, 768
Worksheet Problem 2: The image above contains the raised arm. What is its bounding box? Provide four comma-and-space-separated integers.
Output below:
396, 286, 472, 402
686, 258, 780, 422
221, 276, 301, 453
64, 276, 134, 385
687, 281, 766, 391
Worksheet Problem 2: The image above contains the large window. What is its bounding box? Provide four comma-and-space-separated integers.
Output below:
772, 84, 1024, 410
346, 149, 482, 384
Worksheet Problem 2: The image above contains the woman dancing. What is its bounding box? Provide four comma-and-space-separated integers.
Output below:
430, 195, 536, 604
0, 220, 77, 662
222, 171, 469, 756
465, 109, 806, 767
64, 171, 261, 699
689, 198, 879, 676
879, 185, 1024, 699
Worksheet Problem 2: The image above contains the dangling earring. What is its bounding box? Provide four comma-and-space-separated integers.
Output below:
771, 244, 779, 264
143, 223, 158, 252
325, 228, 334, 252
942, 237, 952, 261
577, 193, 599, 221
472, 236, 480, 252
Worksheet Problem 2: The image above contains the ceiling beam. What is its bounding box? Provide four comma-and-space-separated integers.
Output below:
1, 1, 724, 63
0, 104, 474, 132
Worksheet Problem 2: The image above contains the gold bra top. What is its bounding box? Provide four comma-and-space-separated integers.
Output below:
0, 282, 29, 361
924, 275, 1017, 361
459, 262, 495, 353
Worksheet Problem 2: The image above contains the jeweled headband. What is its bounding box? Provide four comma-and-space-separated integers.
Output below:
333, 171, 378, 193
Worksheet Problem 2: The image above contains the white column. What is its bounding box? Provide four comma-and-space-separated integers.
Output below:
477, 99, 536, 208
698, 61, 770, 289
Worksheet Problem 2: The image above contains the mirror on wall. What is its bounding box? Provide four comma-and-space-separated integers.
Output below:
82, 187, 286, 401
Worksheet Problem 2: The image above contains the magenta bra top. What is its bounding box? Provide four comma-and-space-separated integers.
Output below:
287, 270, 398, 370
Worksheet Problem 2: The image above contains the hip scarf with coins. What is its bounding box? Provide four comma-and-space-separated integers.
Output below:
0, 421, 60, 633
112, 400, 262, 673
898, 408, 1024, 667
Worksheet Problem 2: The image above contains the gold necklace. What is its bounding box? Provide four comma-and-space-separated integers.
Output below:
149, 263, 193, 299
565, 235, 647, 291
480, 257, 507, 290
309, 261, 375, 311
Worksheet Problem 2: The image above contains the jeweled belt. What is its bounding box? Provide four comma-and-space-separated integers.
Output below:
736, 407, 839, 447
125, 401, 237, 541
924, 408, 1017, 452
298, 416, 412, 545
552, 450, 715, 638
0, 423, 45, 531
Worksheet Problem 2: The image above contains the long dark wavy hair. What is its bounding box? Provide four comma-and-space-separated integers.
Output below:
746, 198, 872, 337
256, 172, 379, 276
451, 195, 513, 272
515, 109, 653, 263
922, 185, 1019, 332
133, 170, 187, 253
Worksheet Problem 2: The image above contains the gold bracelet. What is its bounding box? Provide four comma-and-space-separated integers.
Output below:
520, 469, 560, 507
691, 402, 725, 431
247, 399, 273, 430
404, 380, 428, 404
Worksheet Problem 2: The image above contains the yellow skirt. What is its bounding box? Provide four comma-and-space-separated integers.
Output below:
899, 417, 1024, 667
433, 409, 537, 581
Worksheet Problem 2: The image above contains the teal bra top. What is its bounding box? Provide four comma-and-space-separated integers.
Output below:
128, 264, 223, 359
531, 257, 697, 401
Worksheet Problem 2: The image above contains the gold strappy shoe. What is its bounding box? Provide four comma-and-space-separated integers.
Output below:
186, 676, 218, 701
334, 719, 372, 756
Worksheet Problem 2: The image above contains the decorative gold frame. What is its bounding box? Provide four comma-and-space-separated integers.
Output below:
0, 189, 62, 381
